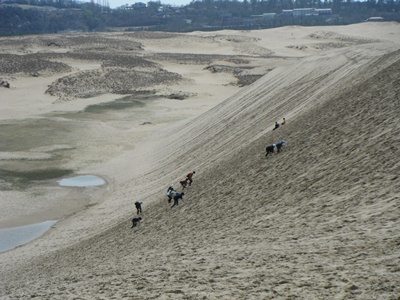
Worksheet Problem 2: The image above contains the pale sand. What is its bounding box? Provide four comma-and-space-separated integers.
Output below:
0, 23, 399, 298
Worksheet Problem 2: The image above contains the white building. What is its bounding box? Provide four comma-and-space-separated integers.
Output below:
283, 8, 332, 17
292, 8, 317, 17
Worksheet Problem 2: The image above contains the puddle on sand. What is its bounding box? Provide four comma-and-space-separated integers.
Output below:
0, 220, 57, 253
58, 175, 105, 187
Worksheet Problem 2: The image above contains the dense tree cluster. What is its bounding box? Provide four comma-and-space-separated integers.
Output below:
1, 0, 399, 36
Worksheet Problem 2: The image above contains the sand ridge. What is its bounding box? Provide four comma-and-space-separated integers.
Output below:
0, 23, 399, 299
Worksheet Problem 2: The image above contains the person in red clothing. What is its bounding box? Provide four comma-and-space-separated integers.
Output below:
180, 179, 189, 189
186, 171, 196, 186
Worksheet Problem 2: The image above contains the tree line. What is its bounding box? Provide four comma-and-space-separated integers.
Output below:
1, 0, 399, 36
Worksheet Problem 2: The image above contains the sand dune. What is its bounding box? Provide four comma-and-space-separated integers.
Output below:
0, 23, 399, 299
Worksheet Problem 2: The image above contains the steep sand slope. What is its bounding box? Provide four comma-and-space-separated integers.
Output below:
1, 39, 399, 298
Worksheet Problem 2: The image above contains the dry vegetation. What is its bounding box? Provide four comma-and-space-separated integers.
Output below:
0, 54, 72, 75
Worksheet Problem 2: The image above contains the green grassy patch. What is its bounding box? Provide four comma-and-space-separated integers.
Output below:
84, 97, 145, 113
83, 94, 159, 113
0, 168, 74, 189
0, 119, 72, 152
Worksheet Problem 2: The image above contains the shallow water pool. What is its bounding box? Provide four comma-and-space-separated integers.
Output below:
0, 220, 57, 253
58, 175, 105, 187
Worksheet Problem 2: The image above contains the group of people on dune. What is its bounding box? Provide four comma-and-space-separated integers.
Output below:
273, 117, 286, 131
267, 117, 287, 157
131, 171, 196, 228
167, 171, 195, 208
131, 117, 286, 228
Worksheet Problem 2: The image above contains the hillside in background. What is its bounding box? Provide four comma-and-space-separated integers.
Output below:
1, 0, 400, 35
1, 34, 399, 298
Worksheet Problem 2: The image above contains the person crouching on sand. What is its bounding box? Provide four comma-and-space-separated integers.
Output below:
171, 192, 184, 208
131, 217, 142, 228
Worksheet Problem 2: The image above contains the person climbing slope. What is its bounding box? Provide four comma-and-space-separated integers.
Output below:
171, 192, 184, 208
131, 217, 142, 228
186, 171, 196, 186
167, 185, 175, 203
135, 201, 143, 214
